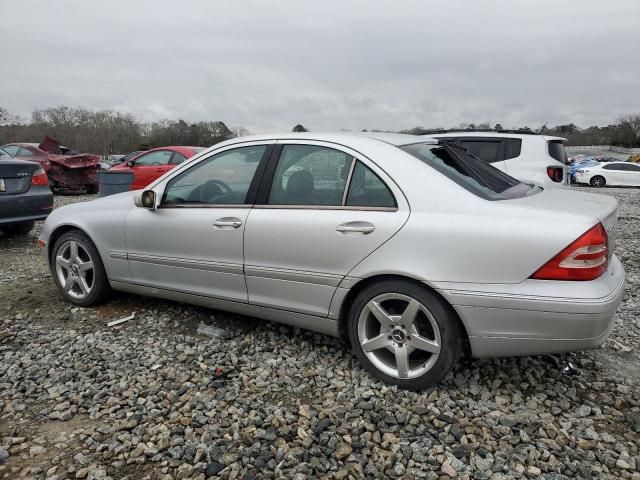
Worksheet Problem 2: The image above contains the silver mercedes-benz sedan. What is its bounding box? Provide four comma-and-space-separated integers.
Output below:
39, 133, 625, 390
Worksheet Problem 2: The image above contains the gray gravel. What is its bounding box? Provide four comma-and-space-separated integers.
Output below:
1, 188, 639, 480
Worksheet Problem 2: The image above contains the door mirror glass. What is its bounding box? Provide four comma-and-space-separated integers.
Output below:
140, 190, 156, 209
126, 160, 135, 167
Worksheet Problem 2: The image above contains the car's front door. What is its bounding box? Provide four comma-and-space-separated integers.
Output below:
124, 143, 272, 301
129, 150, 174, 189
243, 142, 409, 316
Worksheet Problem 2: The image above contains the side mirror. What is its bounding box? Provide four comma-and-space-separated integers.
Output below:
135, 190, 156, 210
126, 160, 135, 167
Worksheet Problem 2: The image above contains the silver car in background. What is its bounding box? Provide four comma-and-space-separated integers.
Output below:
39, 132, 625, 390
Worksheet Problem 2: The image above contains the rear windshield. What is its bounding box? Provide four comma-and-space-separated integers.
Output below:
400, 142, 536, 200
548, 141, 567, 164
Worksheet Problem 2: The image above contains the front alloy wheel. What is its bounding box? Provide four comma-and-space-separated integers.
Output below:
349, 280, 462, 390
51, 231, 111, 306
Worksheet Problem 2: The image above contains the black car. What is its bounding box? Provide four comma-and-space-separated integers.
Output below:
0, 159, 53, 237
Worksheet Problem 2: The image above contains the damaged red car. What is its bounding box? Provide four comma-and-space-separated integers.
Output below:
1, 137, 100, 193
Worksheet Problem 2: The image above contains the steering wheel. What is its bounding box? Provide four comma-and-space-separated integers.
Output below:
199, 179, 232, 203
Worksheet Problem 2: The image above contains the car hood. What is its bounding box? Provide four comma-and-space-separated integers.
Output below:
508, 187, 618, 231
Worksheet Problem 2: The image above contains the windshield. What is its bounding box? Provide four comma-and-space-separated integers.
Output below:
399, 142, 533, 200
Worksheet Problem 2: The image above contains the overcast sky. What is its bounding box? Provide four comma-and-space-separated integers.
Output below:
1, 0, 639, 133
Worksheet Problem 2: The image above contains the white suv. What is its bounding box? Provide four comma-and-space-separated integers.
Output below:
427, 131, 568, 186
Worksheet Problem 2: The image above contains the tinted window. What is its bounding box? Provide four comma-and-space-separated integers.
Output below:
400, 143, 528, 200
162, 145, 266, 206
459, 140, 501, 163
268, 145, 351, 206
2, 145, 20, 156
628, 164, 640, 171
504, 139, 522, 160
548, 141, 567, 163
346, 162, 396, 208
135, 150, 174, 166
603, 164, 621, 170
170, 152, 187, 164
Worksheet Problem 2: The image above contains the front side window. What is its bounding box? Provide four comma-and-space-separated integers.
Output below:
162, 145, 267, 206
135, 150, 173, 166
346, 162, 396, 208
400, 142, 532, 200
268, 145, 352, 206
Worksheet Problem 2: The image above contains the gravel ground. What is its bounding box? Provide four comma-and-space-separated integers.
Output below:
1, 188, 639, 480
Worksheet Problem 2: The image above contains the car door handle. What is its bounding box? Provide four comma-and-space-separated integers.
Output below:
213, 217, 242, 229
336, 221, 375, 235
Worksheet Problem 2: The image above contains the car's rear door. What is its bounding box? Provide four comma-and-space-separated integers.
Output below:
243, 141, 409, 317
625, 163, 640, 186
124, 142, 272, 301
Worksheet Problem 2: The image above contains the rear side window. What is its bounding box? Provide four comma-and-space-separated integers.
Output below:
18, 147, 34, 156
548, 141, 567, 164
345, 162, 396, 208
504, 139, 522, 160
170, 152, 187, 164
400, 143, 528, 200
458, 140, 501, 163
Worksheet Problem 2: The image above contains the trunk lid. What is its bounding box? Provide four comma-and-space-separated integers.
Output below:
0, 160, 39, 195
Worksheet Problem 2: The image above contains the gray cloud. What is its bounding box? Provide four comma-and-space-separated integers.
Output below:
1, 0, 639, 132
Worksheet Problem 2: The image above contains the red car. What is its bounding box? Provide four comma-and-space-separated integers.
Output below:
110, 146, 205, 190
1, 137, 100, 193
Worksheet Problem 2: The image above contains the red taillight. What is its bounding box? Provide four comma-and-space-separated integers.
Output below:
547, 166, 564, 182
530, 223, 608, 281
31, 168, 49, 186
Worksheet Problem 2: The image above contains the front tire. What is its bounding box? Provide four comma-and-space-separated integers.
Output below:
590, 175, 606, 188
51, 230, 111, 306
348, 280, 462, 390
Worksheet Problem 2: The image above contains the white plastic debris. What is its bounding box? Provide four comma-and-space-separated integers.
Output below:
197, 321, 226, 338
150, 364, 161, 370
107, 312, 135, 327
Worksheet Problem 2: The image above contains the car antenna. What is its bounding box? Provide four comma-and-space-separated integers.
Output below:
537, 123, 548, 134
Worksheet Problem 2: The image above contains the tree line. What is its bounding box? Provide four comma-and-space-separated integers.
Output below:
1, 106, 639, 154
0, 106, 248, 155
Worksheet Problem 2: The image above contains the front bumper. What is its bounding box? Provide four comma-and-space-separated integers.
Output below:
435, 255, 626, 357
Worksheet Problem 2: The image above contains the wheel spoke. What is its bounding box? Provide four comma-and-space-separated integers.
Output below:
77, 275, 90, 294
394, 347, 410, 379
400, 299, 421, 328
367, 300, 393, 328
361, 333, 392, 352
56, 255, 71, 269
69, 241, 79, 263
77, 259, 93, 272
408, 334, 440, 354
63, 275, 75, 292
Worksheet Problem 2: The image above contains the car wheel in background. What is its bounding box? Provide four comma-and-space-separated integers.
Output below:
1, 222, 35, 237
348, 279, 462, 390
590, 175, 606, 188
51, 230, 111, 306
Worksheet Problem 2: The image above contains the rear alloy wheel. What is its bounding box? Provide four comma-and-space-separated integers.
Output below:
590, 175, 606, 188
51, 231, 110, 306
348, 280, 462, 390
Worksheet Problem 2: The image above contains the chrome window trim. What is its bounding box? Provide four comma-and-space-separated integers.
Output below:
253, 204, 398, 212
158, 204, 250, 209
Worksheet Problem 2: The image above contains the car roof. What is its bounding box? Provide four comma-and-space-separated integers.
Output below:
426, 131, 567, 142
217, 132, 437, 147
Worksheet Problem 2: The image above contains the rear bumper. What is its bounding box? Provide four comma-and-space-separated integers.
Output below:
434, 255, 626, 357
0, 188, 53, 225
47, 166, 98, 189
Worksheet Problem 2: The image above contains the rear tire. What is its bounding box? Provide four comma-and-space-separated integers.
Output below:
590, 175, 606, 188
86, 184, 98, 195
347, 279, 462, 390
1, 222, 35, 237
50, 230, 111, 306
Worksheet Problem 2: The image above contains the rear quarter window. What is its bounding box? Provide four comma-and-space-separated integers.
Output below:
548, 141, 567, 164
